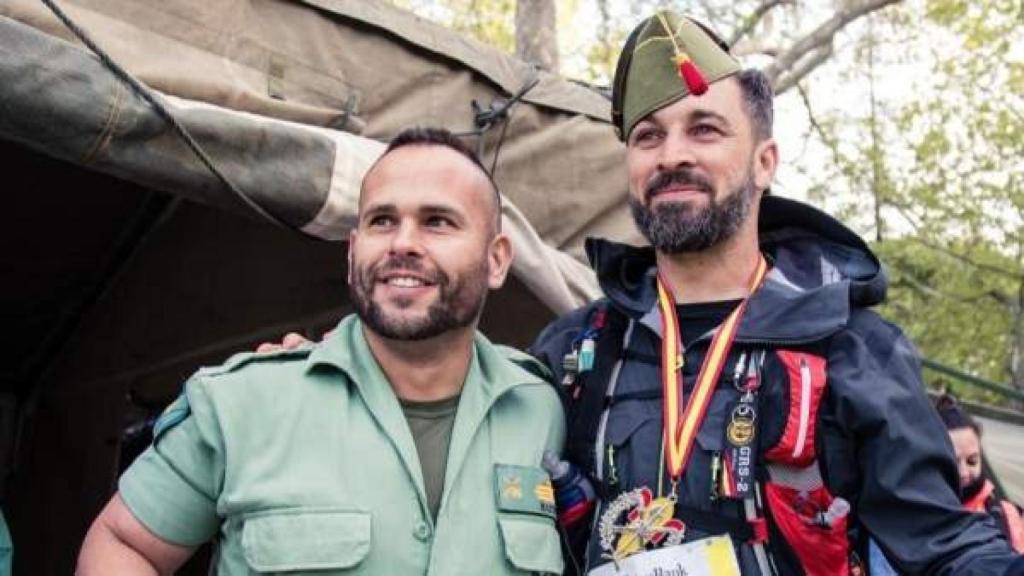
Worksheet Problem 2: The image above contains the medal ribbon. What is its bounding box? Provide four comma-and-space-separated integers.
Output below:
657, 255, 768, 482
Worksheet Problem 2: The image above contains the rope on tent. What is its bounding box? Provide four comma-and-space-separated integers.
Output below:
38, 0, 296, 233
458, 69, 541, 181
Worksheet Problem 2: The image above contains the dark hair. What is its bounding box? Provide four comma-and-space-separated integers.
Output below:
383, 127, 502, 231
935, 393, 982, 436
736, 68, 774, 142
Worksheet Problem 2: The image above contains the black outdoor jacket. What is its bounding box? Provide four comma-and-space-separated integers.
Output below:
530, 196, 1022, 575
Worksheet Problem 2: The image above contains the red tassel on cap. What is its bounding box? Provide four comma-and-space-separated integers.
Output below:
675, 55, 708, 95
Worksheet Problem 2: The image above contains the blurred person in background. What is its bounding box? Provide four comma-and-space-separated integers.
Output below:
936, 393, 1024, 554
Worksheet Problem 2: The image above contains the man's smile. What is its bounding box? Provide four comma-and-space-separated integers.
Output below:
378, 272, 436, 288
648, 186, 705, 205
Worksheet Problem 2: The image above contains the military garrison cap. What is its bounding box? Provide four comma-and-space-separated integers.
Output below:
611, 10, 740, 141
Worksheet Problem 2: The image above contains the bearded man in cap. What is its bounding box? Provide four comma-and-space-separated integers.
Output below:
530, 10, 1024, 576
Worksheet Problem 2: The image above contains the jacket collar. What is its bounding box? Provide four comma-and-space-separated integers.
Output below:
305, 314, 540, 400
588, 196, 883, 344
305, 314, 544, 514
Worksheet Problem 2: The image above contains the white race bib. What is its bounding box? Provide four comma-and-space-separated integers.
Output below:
588, 535, 741, 576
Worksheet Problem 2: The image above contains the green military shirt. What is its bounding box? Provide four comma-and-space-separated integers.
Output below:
0, 509, 10, 576
119, 315, 566, 575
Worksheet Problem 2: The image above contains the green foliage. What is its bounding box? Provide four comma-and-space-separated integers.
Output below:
449, 0, 517, 52
804, 0, 1024, 401
875, 239, 1017, 402
389, 0, 515, 51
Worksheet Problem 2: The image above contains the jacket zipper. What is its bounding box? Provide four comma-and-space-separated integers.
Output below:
792, 356, 812, 460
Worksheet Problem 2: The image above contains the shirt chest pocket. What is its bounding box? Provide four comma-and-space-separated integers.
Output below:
603, 386, 738, 491
241, 508, 371, 573
492, 464, 564, 574
497, 514, 564, 575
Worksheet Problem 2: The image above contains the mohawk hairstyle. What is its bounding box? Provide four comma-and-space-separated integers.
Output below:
384, 127, 502, 231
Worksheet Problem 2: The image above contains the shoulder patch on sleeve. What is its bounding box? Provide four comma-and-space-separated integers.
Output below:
496, 345, 554, 382
197, 345, 314, 377
152, 392, 192, 441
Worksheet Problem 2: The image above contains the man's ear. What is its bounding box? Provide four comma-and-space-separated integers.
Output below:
753, 138, 779, 191
487, 233, 513, 290
347, 230, 357, 285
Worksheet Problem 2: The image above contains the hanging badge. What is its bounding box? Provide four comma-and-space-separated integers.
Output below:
723, 352, 761, 499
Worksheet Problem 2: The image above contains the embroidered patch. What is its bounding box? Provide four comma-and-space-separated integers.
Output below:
494, 464, 556, 518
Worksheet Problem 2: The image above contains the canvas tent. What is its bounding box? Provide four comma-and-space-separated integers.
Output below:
1, 0, 643, 311
0, 0, 637, 572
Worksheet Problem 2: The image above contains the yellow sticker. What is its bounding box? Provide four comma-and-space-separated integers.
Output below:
705, 536, 742, 574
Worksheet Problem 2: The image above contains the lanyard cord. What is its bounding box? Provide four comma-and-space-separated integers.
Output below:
656, 256, 768, 485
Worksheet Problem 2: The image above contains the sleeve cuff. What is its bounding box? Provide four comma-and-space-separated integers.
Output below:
119, 448, 220, 546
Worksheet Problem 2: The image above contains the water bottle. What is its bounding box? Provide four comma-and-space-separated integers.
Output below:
542, 450, 596, 528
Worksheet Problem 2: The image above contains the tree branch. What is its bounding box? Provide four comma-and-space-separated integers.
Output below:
795, 82, 846, 168
763, 0, 902, 90
730, 41, 781, 58
775, 43, 834, 95
908, 237, 1024, 281
888, 261, 1011, 307
987, 288, 1015, 308
728, 0, 791, 47
888, 201, 925, 234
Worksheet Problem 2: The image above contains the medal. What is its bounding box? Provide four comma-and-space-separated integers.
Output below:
725, 401, 756, 446
599, 487, 686, 563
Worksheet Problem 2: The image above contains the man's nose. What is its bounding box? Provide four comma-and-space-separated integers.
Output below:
388, 220, 423, 256
657, 131, 697, 172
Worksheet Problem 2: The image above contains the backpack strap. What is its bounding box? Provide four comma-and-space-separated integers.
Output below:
759, 348, 854, 576
564, 301, 628, 488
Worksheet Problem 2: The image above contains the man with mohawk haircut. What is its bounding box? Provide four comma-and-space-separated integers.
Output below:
78, 128, 566, 575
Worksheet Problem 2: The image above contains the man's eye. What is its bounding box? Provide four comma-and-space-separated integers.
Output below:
692, 123, 721, 137
368, 215, 395, 227
631, 128, 660, 146
426, 215, 454, 228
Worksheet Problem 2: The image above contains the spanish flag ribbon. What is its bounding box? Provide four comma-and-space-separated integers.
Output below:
657, 255, 768, 483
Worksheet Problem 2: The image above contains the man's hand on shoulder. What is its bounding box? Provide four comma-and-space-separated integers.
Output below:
77, 494, 194, 576
255, 332, 312, 354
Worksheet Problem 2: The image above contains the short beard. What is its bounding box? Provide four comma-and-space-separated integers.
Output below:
349, 255, 488, 341
629, 168, 757, 253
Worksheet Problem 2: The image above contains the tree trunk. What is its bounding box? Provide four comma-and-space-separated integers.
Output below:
1011, 280, 1024, 409
866, 16, 885, 243
515, 0, 559, 72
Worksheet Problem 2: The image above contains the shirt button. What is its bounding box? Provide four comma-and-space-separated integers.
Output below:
413, 521, 432, 541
